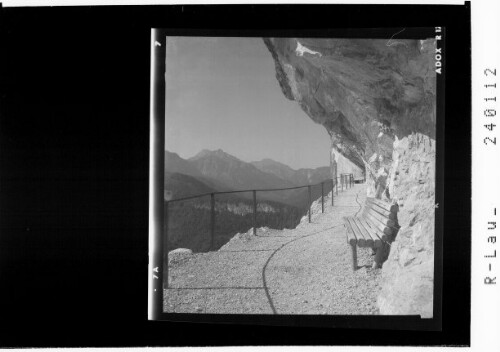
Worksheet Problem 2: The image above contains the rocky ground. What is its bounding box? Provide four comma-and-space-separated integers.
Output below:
164, 184, 383, 315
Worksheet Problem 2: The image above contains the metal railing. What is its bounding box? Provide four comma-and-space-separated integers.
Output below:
164, 173, 353, 286
165, 173, 354, 243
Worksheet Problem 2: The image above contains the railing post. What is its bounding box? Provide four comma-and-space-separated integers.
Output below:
321, 182, 324, 213
253, 190, 257, 236
331, 179, 334, 206
164, 202, 169, 289
210, 193, 215, 250
308, 185, 312, 223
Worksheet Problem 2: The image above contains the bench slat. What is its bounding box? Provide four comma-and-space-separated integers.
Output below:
361, 217, 387, 243
360, 216, 389, 243
368, 202, 398, 221
362, 211, 392, 240
343, 217, 357, 246
357, 217, 382, 248
366, 197, 399, 213
366, 202, 398, 220
344, 192, 400, 254
363, 206, 397, 228
351, 217, 374, 248
346, 216, 366, 247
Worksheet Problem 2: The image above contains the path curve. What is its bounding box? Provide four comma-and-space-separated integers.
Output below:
261, 223, 344, 314
164, 184, 382, 314
262, 187, 382, 315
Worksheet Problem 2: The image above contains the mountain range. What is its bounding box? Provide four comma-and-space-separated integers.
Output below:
164, 149, 334, 252
165, 149, 332, 203
250, 158, 331, 187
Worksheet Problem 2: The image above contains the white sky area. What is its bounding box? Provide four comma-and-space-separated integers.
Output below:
165, 36, 331, 170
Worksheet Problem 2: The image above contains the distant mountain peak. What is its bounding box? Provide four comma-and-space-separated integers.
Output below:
253, 158, 295, 170
190, 148, 240, 162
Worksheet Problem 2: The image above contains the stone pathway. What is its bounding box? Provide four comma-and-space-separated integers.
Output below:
164, 184, 382, 315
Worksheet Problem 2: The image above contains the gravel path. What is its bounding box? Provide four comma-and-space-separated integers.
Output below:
164, 184, 382, 314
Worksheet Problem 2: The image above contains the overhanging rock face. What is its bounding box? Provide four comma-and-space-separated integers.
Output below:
264, 37, 436, 193
264, 37, 437, 318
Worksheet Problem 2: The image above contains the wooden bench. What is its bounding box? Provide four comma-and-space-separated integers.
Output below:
343, 197, 400, 270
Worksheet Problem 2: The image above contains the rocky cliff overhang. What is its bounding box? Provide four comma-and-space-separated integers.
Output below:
263, 37, 436, 172
264, 37, 438, 318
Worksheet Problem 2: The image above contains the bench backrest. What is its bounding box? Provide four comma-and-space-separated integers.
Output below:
362, 197, 399, 242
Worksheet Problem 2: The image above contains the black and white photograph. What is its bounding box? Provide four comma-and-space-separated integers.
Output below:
2, 1, 479, 348
157, 33, 442, 318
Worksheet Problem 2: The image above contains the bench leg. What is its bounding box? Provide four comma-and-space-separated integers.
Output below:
351, 243, 358, 271
372, 243, 389, 269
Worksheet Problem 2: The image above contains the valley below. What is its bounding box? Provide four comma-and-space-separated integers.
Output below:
164, 149, 336, 254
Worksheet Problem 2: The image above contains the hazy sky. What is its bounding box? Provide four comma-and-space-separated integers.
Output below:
165, 37, 331, 170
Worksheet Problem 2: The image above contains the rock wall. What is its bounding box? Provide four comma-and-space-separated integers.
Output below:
332, 148, 364, 179
379, 133, 435, 318
264, 37, 436, 317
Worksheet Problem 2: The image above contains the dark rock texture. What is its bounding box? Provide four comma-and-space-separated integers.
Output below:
264, 37, 436, 317
263, 38, 436, 183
